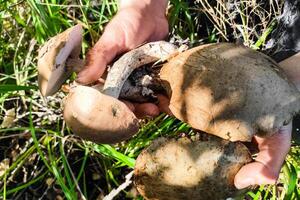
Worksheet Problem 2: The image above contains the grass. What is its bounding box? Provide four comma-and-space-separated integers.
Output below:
0, 0, 299, 199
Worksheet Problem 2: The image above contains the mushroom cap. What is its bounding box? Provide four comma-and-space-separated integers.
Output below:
134, 136, 252, 200
63, 86, 139, 144
160, 43, 300, 141
37, 24, 82, 96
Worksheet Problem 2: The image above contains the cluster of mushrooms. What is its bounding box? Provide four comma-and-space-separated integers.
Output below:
38, 25, 300, 200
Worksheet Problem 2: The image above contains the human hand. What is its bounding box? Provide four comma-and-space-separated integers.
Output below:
77, 0, 169, 118
233, 53, 300, 189
234, 123, 292, 189
157, 93, 293, 189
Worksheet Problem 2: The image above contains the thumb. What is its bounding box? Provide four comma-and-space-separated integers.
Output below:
76, 24, 126, 84
234, 122, 292, 189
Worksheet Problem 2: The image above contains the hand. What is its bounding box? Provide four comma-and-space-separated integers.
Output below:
234, 123, 292, 189
233, 51, 300, 189
77, 0, 169, 118
157, 95, 293, 189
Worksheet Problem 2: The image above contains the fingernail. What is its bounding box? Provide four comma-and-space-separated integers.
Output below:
235, 178, 255, 189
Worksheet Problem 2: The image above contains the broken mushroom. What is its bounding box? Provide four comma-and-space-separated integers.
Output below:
63, 42, 178, 143
102, 42, 300, 142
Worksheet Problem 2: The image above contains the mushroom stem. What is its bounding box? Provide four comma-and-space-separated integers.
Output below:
103, 41, 178, 98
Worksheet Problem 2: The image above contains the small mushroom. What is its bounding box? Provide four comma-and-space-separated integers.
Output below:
37, 24, 84, 96
134, 136, 252, 200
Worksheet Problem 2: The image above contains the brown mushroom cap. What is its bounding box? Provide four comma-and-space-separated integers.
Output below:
134, 136, 252, 200
160, 43, 300, 141
37, 24, 82, 96
63, 86, 139, 144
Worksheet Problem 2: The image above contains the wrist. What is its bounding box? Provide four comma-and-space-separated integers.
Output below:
118, 0, 168, 18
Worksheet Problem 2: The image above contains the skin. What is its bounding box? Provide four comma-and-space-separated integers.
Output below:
76, 0, 169, 117
77, 0, 300, 190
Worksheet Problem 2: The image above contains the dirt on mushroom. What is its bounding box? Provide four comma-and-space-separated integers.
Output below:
63, 86, 139, 144
37, 24, 83, 96
160, 43, 300, 141
134, 136, 252, 200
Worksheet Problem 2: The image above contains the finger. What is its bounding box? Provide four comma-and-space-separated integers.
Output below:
234, 122, 292, 189
133, 103, 160, 119
157, 94, 173, 116
76, 44, 114, 84
77, 19, 126, 84
122, 100, 135, 112
148, 17, 169, 41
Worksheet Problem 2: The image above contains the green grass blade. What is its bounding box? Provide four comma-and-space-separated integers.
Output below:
91, 144, 135, 168
0, 84, 37, 93
0, 171, 48, 196
283, 162, 297, 200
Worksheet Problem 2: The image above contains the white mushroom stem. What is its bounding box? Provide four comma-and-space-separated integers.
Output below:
279, 52, 300, 91
103, 41, 178, 98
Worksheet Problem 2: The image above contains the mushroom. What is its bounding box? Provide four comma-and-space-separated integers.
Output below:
159, 43, 300, 141
37, 24, 84, 96
38, 26, 300, 199
37, 25, 179, 143
102, 43, 300, 198
103, 42, 300, 142
134, 136, 252, 200
62, 85, 140, 143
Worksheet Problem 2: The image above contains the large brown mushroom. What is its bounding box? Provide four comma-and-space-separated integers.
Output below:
159, 43, 300, 141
